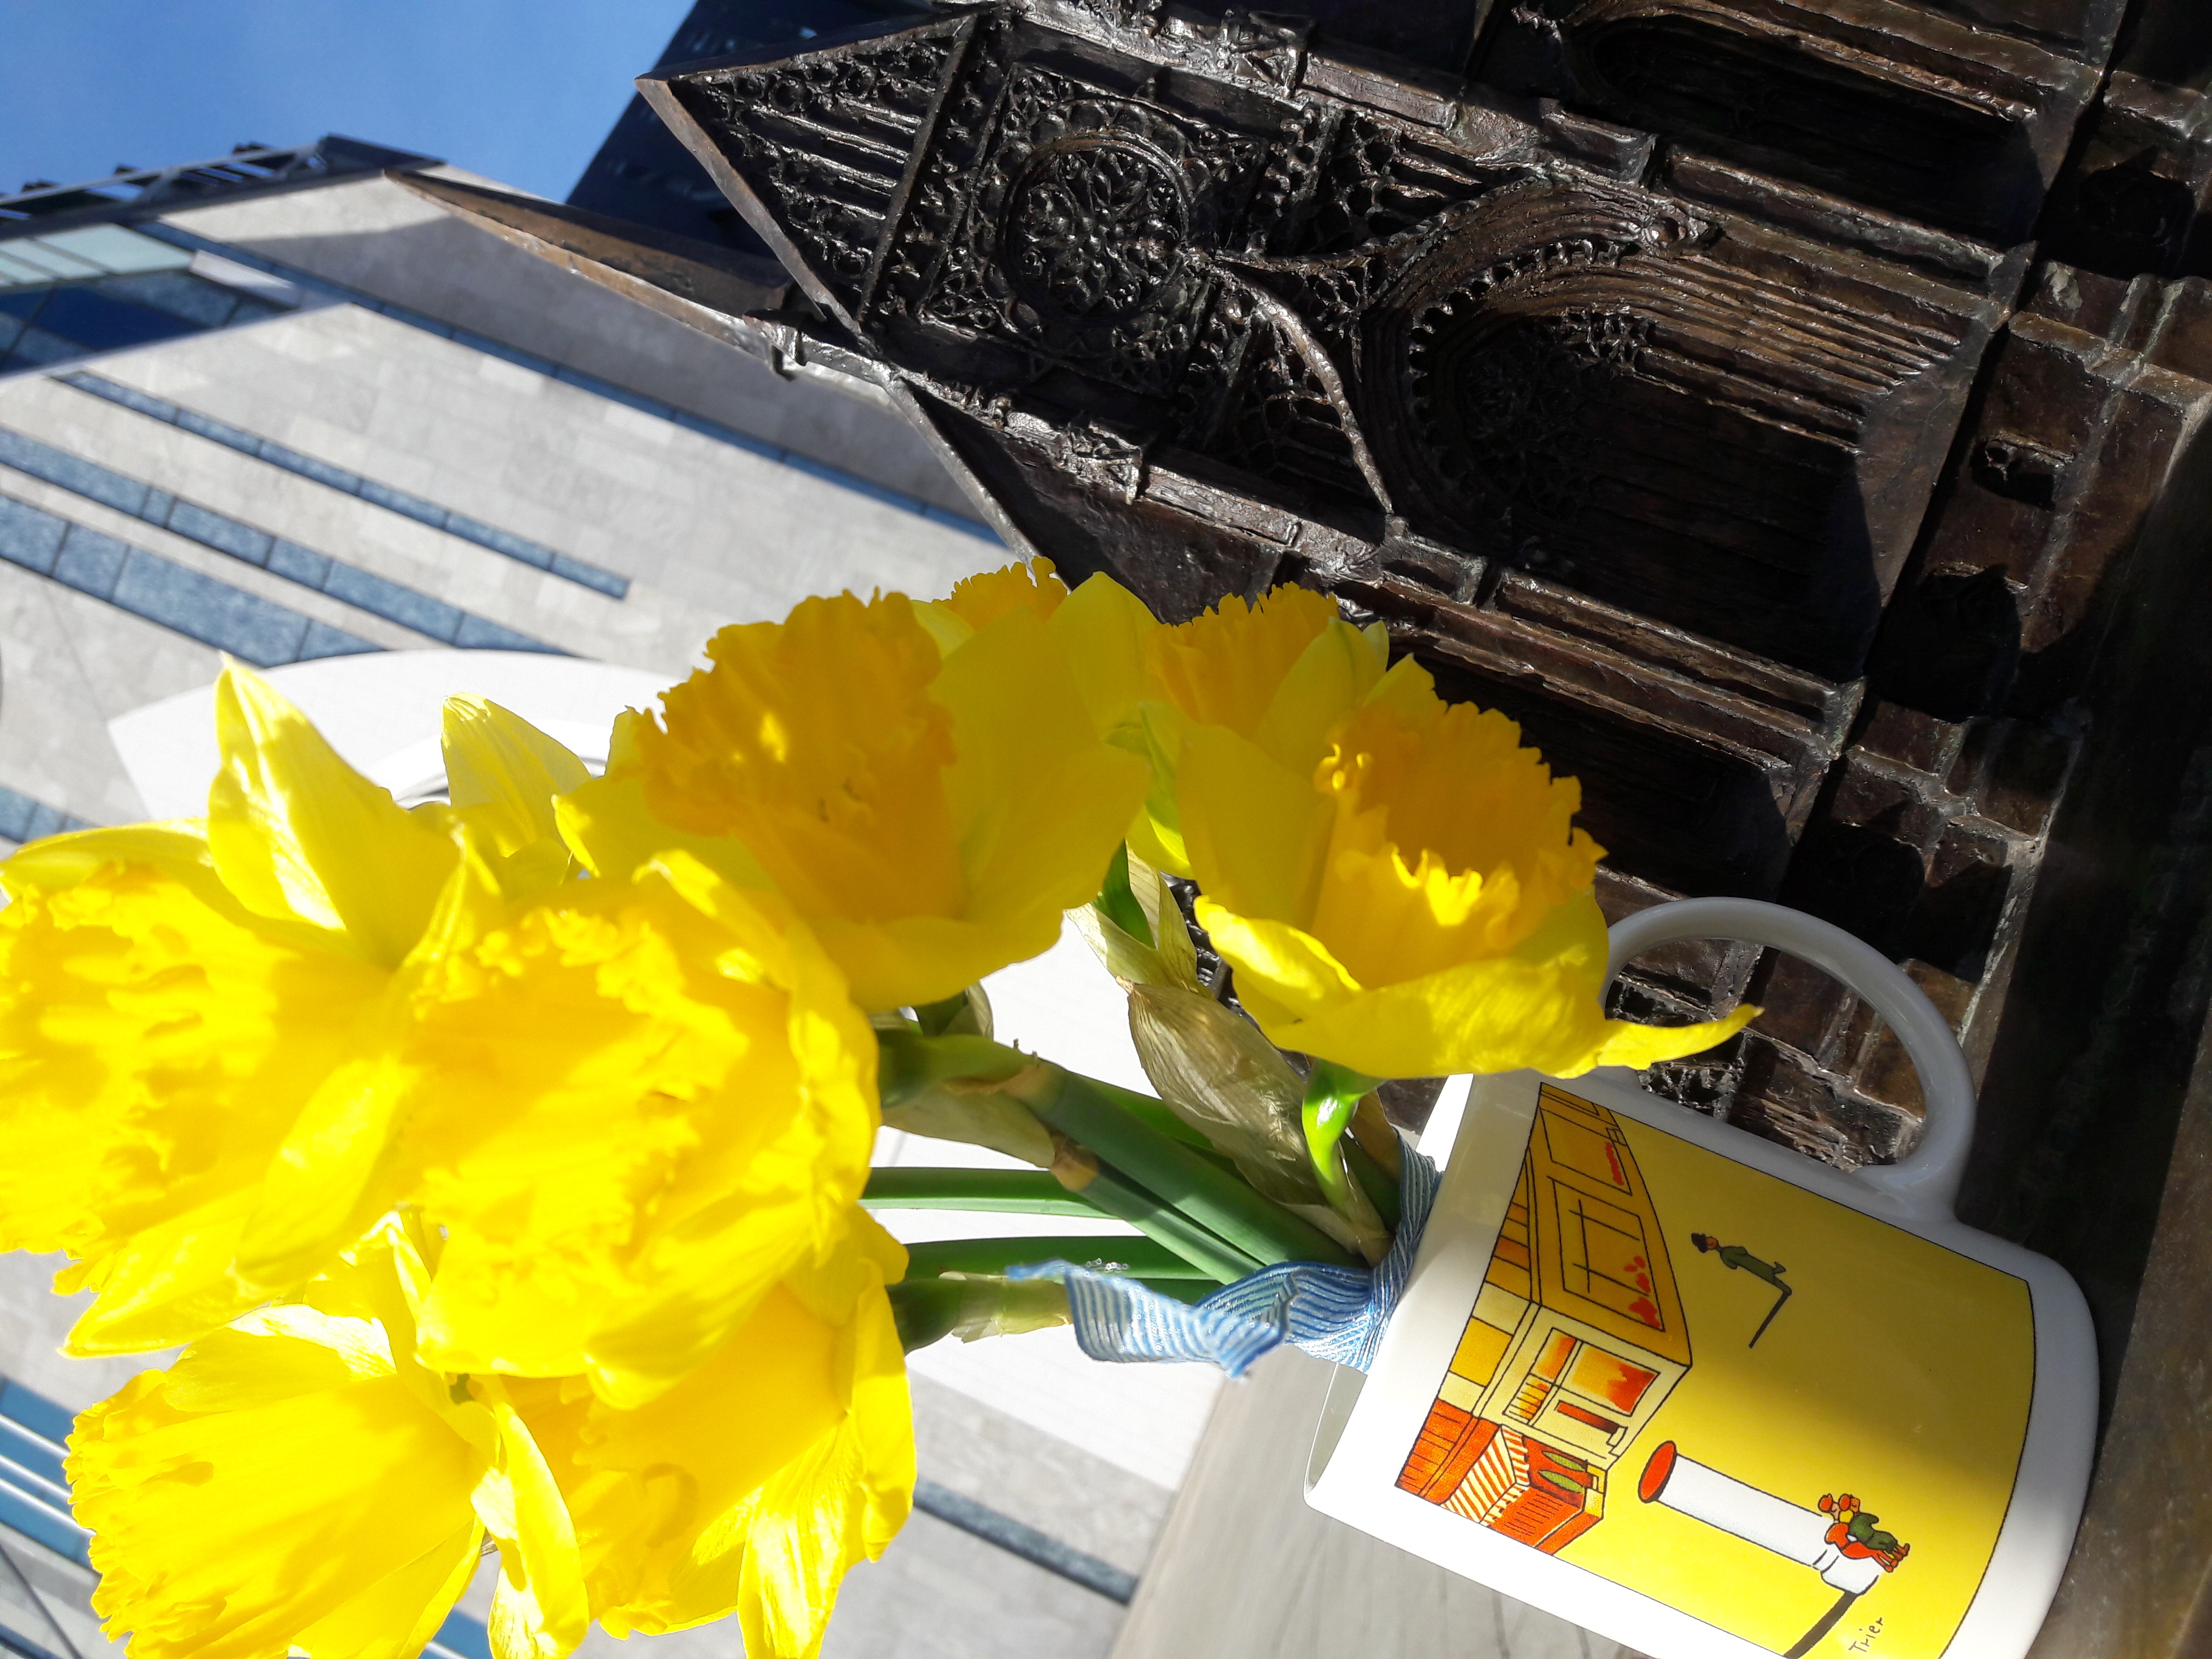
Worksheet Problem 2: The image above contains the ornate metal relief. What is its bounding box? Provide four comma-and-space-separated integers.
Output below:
634, 0, 2212, 1319
917, 62, 1267, 392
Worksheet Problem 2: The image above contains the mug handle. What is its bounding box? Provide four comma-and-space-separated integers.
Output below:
1603, 895, 1976, 1223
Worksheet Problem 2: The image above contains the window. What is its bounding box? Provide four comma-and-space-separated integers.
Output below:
1555, 1186, 1667, 1331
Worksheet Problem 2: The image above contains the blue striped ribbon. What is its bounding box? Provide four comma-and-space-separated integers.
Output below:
1010, 1150, 1439, 1377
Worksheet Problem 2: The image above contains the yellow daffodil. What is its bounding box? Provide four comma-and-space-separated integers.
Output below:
393, 848, 884, 1408
68, 1217, 586, 1659
911, 555, 1068, 652
0, 672, 611, 1354
920, 556, 1168, 756
559, 582, 1148, 1010
524, 1213, 912, 1659
0, 666, 463, 1351
1183, 659, 1755, 1079
1126, 584, 1389, 873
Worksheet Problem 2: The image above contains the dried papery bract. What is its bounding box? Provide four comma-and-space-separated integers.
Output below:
1126, 983, 1310, 1202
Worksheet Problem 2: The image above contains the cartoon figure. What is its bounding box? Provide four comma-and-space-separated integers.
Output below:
1692, 1232, 1793, 1348
1821, 1493, 1911, 1572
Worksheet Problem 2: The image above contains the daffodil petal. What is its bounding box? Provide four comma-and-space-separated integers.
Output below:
68, 1301, 492, 1659
208, 664, 457, 968
1128, 702, 1192, 876
290, 1524, 485, 1659
1253, 617, 1387, 773
233, 844, 498, 1297
475, 1393, 589, 1659
59, 1194, 262, 1356
1189, 901, 1358, 1019
394, 863, 876, 1403
1179, 724, 1331, 924
1587, 1004, 1760, 1073
442, 696, 591, 860
555, 769, 771, 889
930, 608, 1149, 965
0, 851, 393, 1348
1, 821, 212, 895
567, 1270, 912, 1659
1209, 892, 1755, 1079
1048, 571, 1160, 739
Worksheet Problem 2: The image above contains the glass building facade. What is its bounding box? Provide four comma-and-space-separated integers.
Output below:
0, 224, 293, 376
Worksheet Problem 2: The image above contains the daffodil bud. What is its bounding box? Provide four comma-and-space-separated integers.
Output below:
1069, 847, 1201, 991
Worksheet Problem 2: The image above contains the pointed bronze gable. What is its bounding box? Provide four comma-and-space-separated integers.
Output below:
641, 17, 973, 330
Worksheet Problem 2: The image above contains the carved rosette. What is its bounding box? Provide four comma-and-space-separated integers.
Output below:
920, 67, 1267, 394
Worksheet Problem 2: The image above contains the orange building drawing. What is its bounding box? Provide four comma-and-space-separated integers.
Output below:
1398, 1087, 1692, 1549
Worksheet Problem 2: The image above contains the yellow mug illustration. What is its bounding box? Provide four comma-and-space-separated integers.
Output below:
1307, 899, 2096, 1659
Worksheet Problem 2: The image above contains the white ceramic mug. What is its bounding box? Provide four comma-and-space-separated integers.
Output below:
1306, 898, 2096, 1659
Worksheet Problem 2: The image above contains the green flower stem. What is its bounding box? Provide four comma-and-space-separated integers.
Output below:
877, 1031, 1028, 1095
1010, 1064, 1358, 1269
1344, 1139, 1402, 1230
861, 1165, 1257, 1282
862, 1168, 1108, 1217
1070, 1162, 1265, 1283
886, 1279, 966, 1351
877, 1029, 1214, 1153
903, 1236, 1211, 1280
913, 990, 979, 1036
1303, 1060, 1383, 1226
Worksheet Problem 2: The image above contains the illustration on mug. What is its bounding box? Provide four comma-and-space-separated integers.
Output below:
1394, 1087, 2033, 1658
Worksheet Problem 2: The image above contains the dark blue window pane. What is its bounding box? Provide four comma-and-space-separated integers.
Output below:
20, 803, 68, 841
6, 328, 83, 367
110, 551, 308, 666
549, 554, 629, 598
0, 289, 46, 320
322, 563, 464, 641
454, 615, 561, 653
0, 788, 32, 841
97, 272, 237, 327
0, 497, 66, 574
297, 621, 380, 660
0, 317, 20, 355
166, 500, 272, 565
177, 409, 258, 450
0, 430, 147, 515
52, 527, 129, 599
267, 540, 332, 587
357, 480, 446, 527
259, 443, 360, 492
61, 372, 174, 419
34, 287, 204, 353
446, 517, 551, 569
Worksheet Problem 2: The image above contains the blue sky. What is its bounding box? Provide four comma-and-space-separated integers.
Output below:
1, 1, 697, 202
